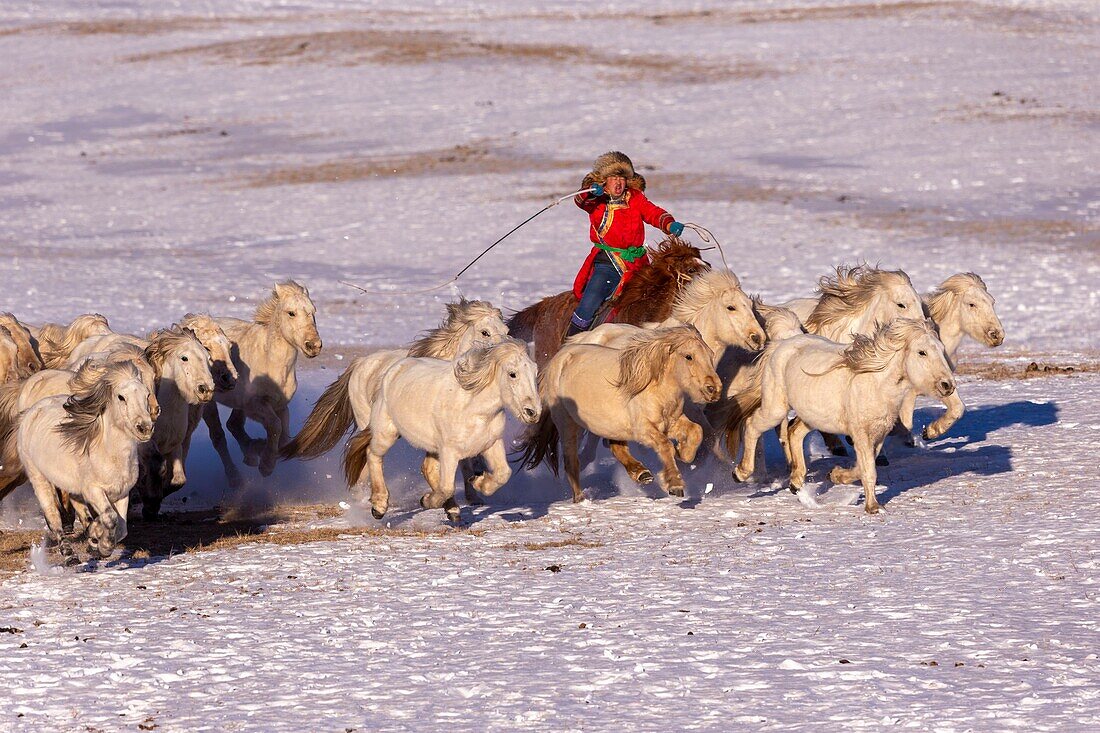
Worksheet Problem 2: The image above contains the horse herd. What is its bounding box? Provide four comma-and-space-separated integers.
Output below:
0, 238, 1005, 561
